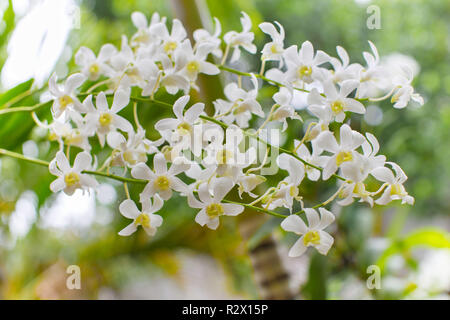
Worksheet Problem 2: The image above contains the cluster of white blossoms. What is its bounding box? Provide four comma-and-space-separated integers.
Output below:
43, 11, 422, 257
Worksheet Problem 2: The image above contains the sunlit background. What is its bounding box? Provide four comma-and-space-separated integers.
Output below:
0, 0, 449, 299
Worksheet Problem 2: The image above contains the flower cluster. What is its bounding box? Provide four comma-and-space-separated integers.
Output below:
43, 11, 422, 257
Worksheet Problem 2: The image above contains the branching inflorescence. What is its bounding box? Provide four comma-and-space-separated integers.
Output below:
1, 11, 423, 257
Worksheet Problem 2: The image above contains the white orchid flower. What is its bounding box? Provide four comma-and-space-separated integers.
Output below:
259, 21, 285, 65
268, 153, 305, 211
356, 41, 390, 98
307, 80, 365, 123
130, 11, 165, 46
49, 72, 86, 118
176, 40, 220, 82
155, 95, 205, 155
315, 124, 365, 180
284, 41, 329, 85
271, 87, 302, 131
84, 90, 133, 146
193, 17, 222, 58
75, 44, 116, 81
371, 162, 414, 205
215, 75, 264, 128
188, 178, 243, 230
152, 19, 187, 55
224, 12, 257, 62
118, 196, 164, 236
281, 208, 335, 256
49, 151, 98, 195
294, 139, 327, 181
339, 160, 374, 207
390, 66, 424, 109
328, 46, 361, 84
131, 153, 190, 201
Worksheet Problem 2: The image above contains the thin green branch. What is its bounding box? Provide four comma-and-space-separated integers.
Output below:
0, 148, 146, 185
222, 199, 287, 218
218, 64, 368, 102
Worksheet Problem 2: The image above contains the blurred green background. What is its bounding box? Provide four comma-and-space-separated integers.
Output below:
0, 0, 448, 299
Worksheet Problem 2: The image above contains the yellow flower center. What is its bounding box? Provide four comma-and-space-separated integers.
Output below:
391, 93, 400, 103
164, 41, 177, 52
177, 122, 192, 135
89, 63, 100, 74
59, 95, 73, 110
353, 182, 370, 197
99, 113, 113, 126
154, 175, 170, 191
331, 100, 344, 114
336, 151, 353, 166
206, 203, 224, 218
298, 65, 312, 78
270, 44, 280, 54
64, 172, 80, 187
303, 230, 321, 246
123, 151, 137, 165
390, 183, 405, 196
48, 132, 58, 141
233, 104, 246, 115
216, 149, 234, 165
186, 61, 200, 73
134, 213, 151, 228
289, 185, 299, 197
64, 132, 83, 146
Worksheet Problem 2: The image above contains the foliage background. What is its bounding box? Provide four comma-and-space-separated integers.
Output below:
0, 0, 448, 299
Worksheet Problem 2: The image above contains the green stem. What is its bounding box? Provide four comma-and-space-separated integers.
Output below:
0, 100, 51, 115
218, 64, 368, 102
0, 147, 291, 218
0, 148, 146, 185
223, 199, 287, 218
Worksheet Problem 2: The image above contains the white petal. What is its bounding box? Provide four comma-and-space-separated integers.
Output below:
153, 153, 167, 175
155, 118, 179, 131
65, 73, 86, 93
184, 102, 204, 123
315, 231, 334, 255
195, 209, 209, 226
199, 61, 220, 75
111, 89, 130, 113
212, 178, 234, 201
170, 176, 188, 193
50, 177, 65, 193
222, 203, 244, 216
198, 183, 212, 204
371, 167, 395, 184
131, 11, 147, 29
317, 208, 335, 229
305, 208, 320, 229
150, 214, 163, 228
106, 131, 126, 149
316, 131, 339, 153
73, 151, 92, 172
118, 223, 138, 236
344, 98, 365, 114
281, 215, 307, 234
119, 199, 140, 219
288, 237, 308, 257
173, 95, 190, 119
131, 163, 154, 180
206, 218, 220, 230
55, 151, 71, 172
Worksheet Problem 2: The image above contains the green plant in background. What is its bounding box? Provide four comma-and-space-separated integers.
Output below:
0, 0, 448, 300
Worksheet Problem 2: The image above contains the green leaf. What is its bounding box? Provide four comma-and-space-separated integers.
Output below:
0, 79, 34, 108
377, 228, 450, 272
